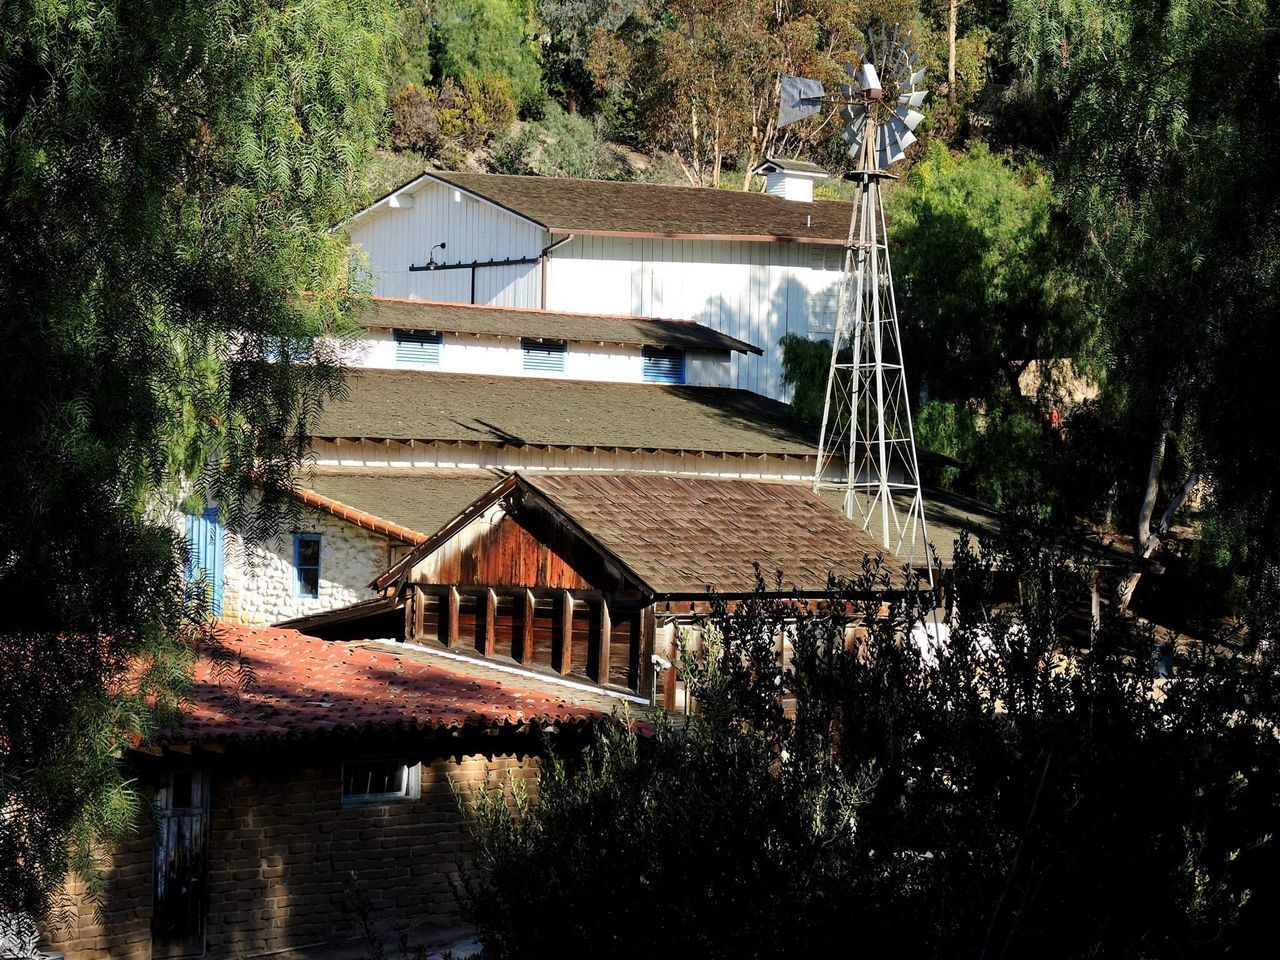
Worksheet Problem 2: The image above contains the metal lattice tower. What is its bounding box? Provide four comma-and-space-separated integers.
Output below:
778, 24, 932, 582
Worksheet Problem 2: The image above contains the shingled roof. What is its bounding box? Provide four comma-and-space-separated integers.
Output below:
313, 369, 819, 456
360, 297, 761, 354
162, 625, 626, 747
362, 171, 852, 245
520, 473, 883, 596
299, 467, 507, 542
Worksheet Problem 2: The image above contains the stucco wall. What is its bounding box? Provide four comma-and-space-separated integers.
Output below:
220, 507, 393, 626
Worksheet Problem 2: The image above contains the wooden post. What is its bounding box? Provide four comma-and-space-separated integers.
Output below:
597, 597, 611, 685
638, 604, 657, 701
484, 588, 497, 658
447, 586, 460, 648
412, 585, 425, 641
557, 590, 573, 674
521, 589, 536, 663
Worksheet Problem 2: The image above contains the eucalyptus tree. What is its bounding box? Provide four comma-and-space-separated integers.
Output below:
0, 0, 394, 931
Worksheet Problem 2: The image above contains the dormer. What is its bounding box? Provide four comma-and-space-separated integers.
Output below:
752, 157, 829, 203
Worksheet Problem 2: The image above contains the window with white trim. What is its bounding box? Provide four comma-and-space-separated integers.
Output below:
341, 757, 421, 806
521, 338, 567, 372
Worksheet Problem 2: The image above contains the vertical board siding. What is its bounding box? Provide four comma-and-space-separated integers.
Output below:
545, 235, 842, 402
349, 181, 545, 306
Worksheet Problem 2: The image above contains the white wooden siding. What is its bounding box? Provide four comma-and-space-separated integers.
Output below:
346, 331, 731, 387
347, 182, 845, 401
544, 235, 842, 400
348, 181, 544, 307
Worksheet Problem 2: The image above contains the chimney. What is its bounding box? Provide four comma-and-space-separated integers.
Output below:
751, 157, 829, 203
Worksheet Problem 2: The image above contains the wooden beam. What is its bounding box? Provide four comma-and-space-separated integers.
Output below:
484, 588, 497, 658
521, 589, 535, 663
597, 597, 611, 685
412, 585, 425, 641
557, 590, 573, 675
638, 603, 656, 701
404, 587, 417, 642
447, 586, 460, 648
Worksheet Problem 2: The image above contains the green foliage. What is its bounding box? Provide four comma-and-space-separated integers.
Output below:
493, 103, 615, 178
1007, 0, 1280, 583
388, 75, 517, 157
430, 0, 545, 111
461, 537, 1280, 957
890, 140, 1091, 406
0, 0, 394, 925
778, 332, 834, 426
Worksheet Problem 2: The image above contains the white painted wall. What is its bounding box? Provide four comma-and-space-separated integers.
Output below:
220, 507, 392, 625
345, 330, 732, 387
345, 179, 846, 403
544, 235, 842, 400
349, 180, 544, 306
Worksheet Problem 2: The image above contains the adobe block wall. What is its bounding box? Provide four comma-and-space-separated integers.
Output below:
42, 748, 540, 960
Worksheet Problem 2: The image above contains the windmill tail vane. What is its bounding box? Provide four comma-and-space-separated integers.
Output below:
777, 23, 933, 586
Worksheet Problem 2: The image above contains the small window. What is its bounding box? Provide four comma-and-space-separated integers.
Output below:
521, 338, 566, 372
643, 346, 686, 384
394, 329, 442, 365
341, 757, 421, 806
293, 533, 322, 598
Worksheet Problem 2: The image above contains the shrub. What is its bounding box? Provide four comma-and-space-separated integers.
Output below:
386, 75, 516, 157
492, 103, 613, 179
460, 533, 1280, 958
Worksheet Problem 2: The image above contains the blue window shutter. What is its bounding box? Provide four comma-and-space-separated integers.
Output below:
521, 338, 567, 372
394, 329, 441, 365
184, 506, 225, 616
293, 533, 322, 598
643, 346, 686, 384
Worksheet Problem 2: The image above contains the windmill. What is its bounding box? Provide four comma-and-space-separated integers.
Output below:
778, 23, 933, 583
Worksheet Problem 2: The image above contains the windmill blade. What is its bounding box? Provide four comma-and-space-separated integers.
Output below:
896, 106, 926, 131
777, 75, 825, 128
898, 89, 928, 108
906, 68, 926, 87
842, 116, 868, 150
893, 123, 918, 152
838, 103, 867, 125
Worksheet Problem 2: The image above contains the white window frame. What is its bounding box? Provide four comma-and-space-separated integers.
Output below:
340, 756, 422, 807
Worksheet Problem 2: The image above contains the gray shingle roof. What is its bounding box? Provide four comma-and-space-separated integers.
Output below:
314, 369, 819, 455
360, 298, 760, 354
424, 171, 852, 244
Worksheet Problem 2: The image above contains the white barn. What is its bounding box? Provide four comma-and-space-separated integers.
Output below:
343, 169, 852, 401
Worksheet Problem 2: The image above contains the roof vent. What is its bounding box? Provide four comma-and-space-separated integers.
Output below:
751, 157, 829, 203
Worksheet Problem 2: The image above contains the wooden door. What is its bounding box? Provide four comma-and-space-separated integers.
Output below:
152, 768, 210, 959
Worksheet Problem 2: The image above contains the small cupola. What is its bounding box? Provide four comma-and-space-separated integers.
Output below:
752, 157, 829, 203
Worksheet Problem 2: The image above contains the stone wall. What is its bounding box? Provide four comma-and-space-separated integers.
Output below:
42, 745, 541, 960
221, 506, 395, 625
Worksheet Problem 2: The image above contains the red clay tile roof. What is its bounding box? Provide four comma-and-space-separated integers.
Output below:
361, 297, 761, 355
420, 171, 853, 245
168, 625, 617, 746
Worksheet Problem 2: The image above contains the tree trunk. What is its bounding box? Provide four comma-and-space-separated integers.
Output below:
566, 88, 577, 115
948, 0, 959, 107
1119, 383, 1196, 611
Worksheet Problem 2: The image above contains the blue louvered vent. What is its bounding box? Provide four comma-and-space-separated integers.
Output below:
643, 346, 686, 384
521, 338, 567, 373
394, 329, 442, 365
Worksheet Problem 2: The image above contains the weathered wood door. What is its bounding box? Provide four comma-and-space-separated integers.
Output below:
152, 768, 210, 959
